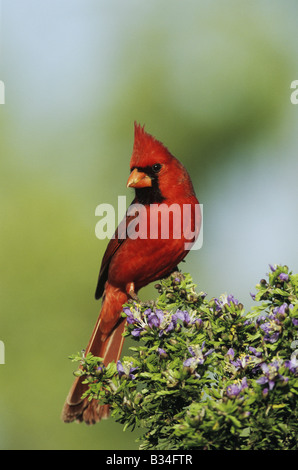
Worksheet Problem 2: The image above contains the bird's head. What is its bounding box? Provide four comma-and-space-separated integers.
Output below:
127, 123, 196, 204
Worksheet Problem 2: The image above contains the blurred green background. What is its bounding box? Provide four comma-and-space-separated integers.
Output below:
1, 0, 298, 450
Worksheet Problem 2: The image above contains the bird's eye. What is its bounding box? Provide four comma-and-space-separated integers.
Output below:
152, 163, 162, 173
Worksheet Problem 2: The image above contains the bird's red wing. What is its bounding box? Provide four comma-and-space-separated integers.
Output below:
95, 204, 138, 299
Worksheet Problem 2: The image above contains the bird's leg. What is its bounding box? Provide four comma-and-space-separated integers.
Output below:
126, 282, 140, 301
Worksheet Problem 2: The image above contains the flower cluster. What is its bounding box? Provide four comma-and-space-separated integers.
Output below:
123, 304, 202, 337
183, 342, 214, 371
226, 346, 263, 372
226, 377, 248, 399
214, 294, 239, 312
72, 266, 298, 450
256, 361, 289, 393
269, 264, 289, 282
256, 303, 294, 343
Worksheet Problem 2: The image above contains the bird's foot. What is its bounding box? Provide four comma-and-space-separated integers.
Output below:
126, 282, 140, 302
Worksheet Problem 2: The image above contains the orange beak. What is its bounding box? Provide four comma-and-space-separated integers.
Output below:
126, 168, 152, 188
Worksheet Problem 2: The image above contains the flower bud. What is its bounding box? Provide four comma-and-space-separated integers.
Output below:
158, 348, 168, 359
166, 293, 176, 300
169, 339, 178, 346
124, 399, 132, 409
195, 319, 203, 330
187, 294, 198, 302
134, 393, 143, 405
94, 366, 104, 377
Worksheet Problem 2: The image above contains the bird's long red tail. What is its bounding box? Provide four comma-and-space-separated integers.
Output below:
61, 283, 128, 424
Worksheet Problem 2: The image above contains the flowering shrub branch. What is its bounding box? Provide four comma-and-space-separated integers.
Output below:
70, 264, 298, 450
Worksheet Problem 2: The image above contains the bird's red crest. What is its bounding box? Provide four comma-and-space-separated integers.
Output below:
130, 122, 172, 168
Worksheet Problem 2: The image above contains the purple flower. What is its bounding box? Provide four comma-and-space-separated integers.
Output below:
123, 305, 176, 337
228, 349, 262, 371
226, 348, 235, 360
117, 361, 125, 376
256, 315, 267, 325
227, 294, 239, 306
274, 303, 288, 316
256, 361, 288, 391
123, 305, 152, 336
257, 373, 274, 390
260, 322, 272, 334
258, 310, 283, 343
226, 377, 248, 398
292, 318, 298, 327
269, 264, 276, 272
123, 304, 150, 325
183, 342, 214, 369
250, 292, 256, 300
173, 310, 204, 329
146, 309, 178, 335
226, 347, 263, 374
248, 346, 262, 358
226, 384, 241, 398
157, 347, 168, 358
131, 328, 143, 337
215, 294, 240, 312
117, 360, 138, 380
265, 332, 280, 344
174, 310, 191, 325
285, 356, 298, 374
233, 355, 251, 370
164, 319, 176, 333
143, 308, 153, 316
128, 367, 139, 380
123, 306, 137, 324
279, 273, 289, 282
147, 310, 164, 328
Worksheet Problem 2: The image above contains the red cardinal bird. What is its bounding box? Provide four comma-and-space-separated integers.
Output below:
61, 123, 201, 424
